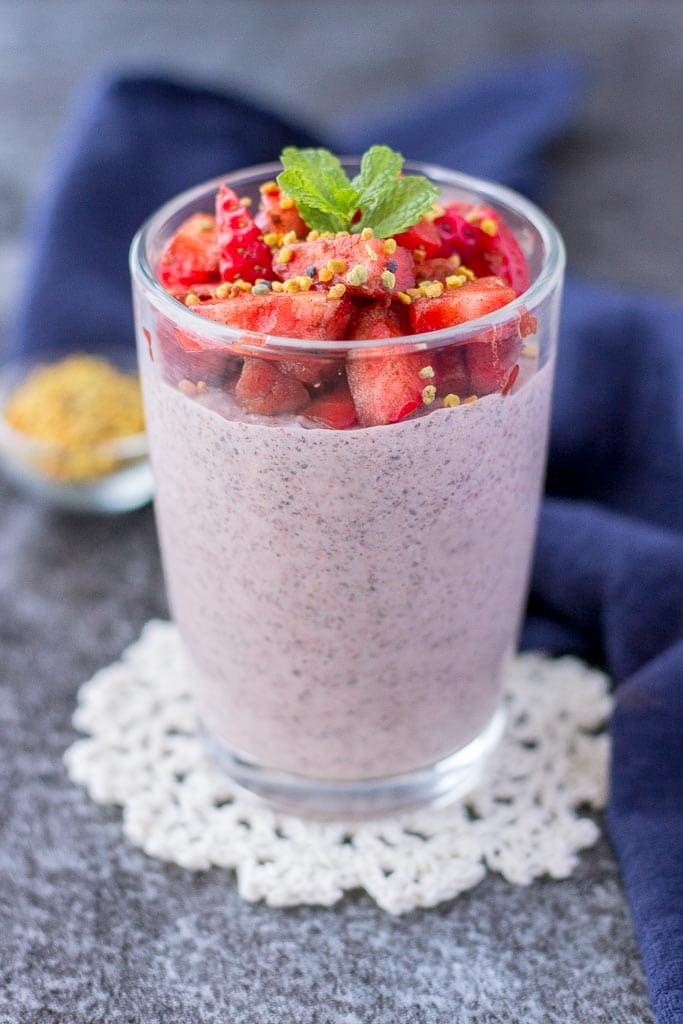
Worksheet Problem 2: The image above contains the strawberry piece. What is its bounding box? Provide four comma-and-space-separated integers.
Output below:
215, 184, 273, 283
346, 349, 426, 427
435, 202, 529, 295
158, 213, 220, 291
234, 357, 310, 416
255, 185, 309, 238
468, 204, 530, 295
280, 357, 344, 387
155, 319, 239, 388
394, 217, 442, 258
415, 257, 459, 284
305, 379, 358, 429
193, 291, 353, 341
434, 205, 484, 262
275, 235, 414, 298
466, 326, 522, 396
409, 276, 516, 334
432, 346, 469, 398
348, 301, 404, 340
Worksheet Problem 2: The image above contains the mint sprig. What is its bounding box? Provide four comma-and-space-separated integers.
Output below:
277, 145, 439, 238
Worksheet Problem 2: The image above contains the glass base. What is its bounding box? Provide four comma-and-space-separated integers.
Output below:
204, 707, 506, 820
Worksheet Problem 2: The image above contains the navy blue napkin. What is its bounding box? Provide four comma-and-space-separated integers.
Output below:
7, 60, 682, 1024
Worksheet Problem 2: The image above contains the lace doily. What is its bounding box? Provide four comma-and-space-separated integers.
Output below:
64, 621, 611, 915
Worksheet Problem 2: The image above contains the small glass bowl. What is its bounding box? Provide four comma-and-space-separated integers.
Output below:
0, 350, 153, 513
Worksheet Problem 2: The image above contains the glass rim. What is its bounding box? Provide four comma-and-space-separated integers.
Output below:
130, 158, 565, 356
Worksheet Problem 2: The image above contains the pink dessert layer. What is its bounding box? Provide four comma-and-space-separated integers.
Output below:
141, 353, 554, 782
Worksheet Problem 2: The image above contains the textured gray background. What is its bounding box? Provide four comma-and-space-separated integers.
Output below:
1, 2, 681, 1021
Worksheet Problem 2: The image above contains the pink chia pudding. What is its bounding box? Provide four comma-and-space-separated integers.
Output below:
141, 353, 553, 780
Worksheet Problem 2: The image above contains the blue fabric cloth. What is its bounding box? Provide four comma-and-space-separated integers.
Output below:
7, 60, 682, 1023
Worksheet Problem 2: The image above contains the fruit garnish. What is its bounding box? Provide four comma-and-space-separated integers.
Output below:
276, 145, 439, 238
158, 213, 221, 290
215, 185, 274, 283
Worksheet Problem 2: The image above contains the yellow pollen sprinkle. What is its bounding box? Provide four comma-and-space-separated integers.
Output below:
236, 280, 253, 292
277, 247, 293, 264
383, 238, 397, 255
418, 365, 435, 379
282, 230, 298, 245
184, 292, 200, 306
522, 341, 539, 359
346, 264, 369, 287
448, 253, 462, 268
178, 379, 196, 394
240, 196, 252, 207
459, 265, 476, 281
283, 278, 301, 293
407, 288, 423, 299
197, 380, 207, 392
336, 230, 350, 238
361, 227, 374, 240
297, 275, 313, 291
413, 248, 426, 262
427, 201, 445, 221
480, 217, 497, 237
443, 393, 461, 408
260, 180, 279, 194
446, 274, 466, 289
365, 243, 378, 261
280, 196, 295, 210
422, 385, 437, 405
318, 267, 334, 283
397, 291, 412, 305
422, 281, 443, 298
462, 395, 478, 405
263, 232, 281, 246
327, 258, 347, 274
306, 230, 320, 241
215, 283, 232, 299
381, 269, 396, 290
328, 283, 347, 299
197, 219, 214, 232
271, 281, 285, 292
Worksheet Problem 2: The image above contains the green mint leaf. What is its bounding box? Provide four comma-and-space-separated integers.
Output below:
277, 147, 358, 233
356, 174, 440, 237
277, 144, 439, 238
350, 145, 403, 208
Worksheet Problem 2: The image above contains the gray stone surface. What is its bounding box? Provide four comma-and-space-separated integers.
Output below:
1, 2, 679, 1020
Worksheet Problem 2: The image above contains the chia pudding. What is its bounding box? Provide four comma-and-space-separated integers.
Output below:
140, 353, 553, 780
130, 151, 564, 809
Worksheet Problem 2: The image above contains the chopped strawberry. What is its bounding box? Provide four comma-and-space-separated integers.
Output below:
346, 349, 427, 427
466, 326, 523, 396
348, 301, 404, 340
394, 217, 442, 258
435, 202, 529, 295
409, 277, 516, 334
215, 184, 274, 283
193, 291, 353, 341
280, 357, 344, 387
275, 235, 414, 298
415, 257, 459, 284
158, 213, 220, 291
155, 320, 238, 388
234, 357, 310, 416
305, 379, 358, 429
467, 204, 530, 295
255, 185, 309, 238
432, 346, 469, 398
434, 205, 484, 263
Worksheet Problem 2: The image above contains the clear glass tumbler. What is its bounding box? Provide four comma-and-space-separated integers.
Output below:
130, 161, 564, 817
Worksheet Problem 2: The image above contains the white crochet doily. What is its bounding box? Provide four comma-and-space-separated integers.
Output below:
64, 620, 611, 915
